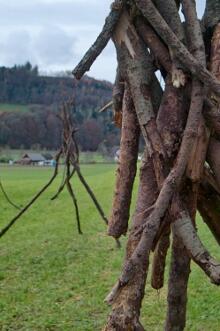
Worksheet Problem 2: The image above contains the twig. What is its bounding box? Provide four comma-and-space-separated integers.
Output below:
0, 151, 62, 239
98, 101, 113, 113
66, 162, 82, 235
75, 165, 108, 225
51, 168, 75, 200
0, 180, 21, 210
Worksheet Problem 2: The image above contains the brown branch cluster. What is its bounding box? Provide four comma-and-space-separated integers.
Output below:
53, 102, 121, 248
0, 101, 120, 248
73, 0, 220, 329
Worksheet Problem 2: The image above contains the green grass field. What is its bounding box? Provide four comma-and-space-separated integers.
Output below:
0, 103, 30, 113
0, 165, 220, 330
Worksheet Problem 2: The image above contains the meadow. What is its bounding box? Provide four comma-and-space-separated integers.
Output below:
0, 164, 220, 330
0, 104, 30, 113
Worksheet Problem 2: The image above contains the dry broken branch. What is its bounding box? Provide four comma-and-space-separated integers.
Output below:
73, 0, 124, 80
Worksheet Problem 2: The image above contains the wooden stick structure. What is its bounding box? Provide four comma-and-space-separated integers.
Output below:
73, 0, 220, 329
0, 101, 120, 247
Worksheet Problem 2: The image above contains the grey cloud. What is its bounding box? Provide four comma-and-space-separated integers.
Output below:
34, 26, 76, 66
0, 0, 207, 82
0, 30, 36, 67
0, 1, 112, 27
0, 0, 206, 28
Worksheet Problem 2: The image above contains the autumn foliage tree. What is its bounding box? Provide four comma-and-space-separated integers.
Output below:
73, 0, 220, 330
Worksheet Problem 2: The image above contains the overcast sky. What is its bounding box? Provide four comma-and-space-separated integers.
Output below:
0, 0, 206, 82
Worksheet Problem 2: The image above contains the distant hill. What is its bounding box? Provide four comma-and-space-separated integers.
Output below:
0, 62, 112, 110
0, 63, 120, 151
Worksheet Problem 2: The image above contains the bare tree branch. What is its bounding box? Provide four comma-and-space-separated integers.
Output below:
72, 0, 124, 80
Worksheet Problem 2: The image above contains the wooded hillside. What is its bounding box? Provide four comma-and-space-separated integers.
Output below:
0, 63, 120, 151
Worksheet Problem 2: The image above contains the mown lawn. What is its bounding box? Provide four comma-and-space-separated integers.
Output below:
0, 165, 220, 330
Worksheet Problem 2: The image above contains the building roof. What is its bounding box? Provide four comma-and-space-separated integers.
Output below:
42, 153, 53, 160
22, 153, 46, 162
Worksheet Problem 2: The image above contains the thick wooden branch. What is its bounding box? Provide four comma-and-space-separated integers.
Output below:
198, 175, 220, 245
203, 24, 220, 137
135, 17, 171, 73
156, 74, 188, 160
110, 78, 204, 296
151, 72, 188, 290
107, 6, 204, 294
108, 86, 140, 238
104, 151, 158, 330
154, 0, 186, 86
206, 21, 220, 190
134, 0, 220, 96
112, 67, 124, 127
113, 11, 168, 188
210, 23, 220, 82
165, 5, 206, 327
203, 0, 220, 29
135, 18, 220, 142
154, 0, 184, 42
186, 118, 209, 183
207, 137, 220, 191
113, 66, 124, 112
151, 223, 170, 290
165, 232, 190, 331
204, 100, 220, 138
173, 202, 220, 285
72, 0, 124, 80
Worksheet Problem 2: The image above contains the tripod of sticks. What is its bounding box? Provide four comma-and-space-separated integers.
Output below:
0, 101, 120, 247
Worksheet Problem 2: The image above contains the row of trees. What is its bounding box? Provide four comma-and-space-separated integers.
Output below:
0, 62, 112, 108
0, 105, 119, 151
0, 63, 120, 151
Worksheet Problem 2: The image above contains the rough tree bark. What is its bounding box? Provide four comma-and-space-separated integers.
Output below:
198, 173, 220, 246
72, 0, 220, 329
104, 150, 158, 330
108, 86, 140, 238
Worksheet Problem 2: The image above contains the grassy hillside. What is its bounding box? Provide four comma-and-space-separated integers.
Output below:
0, 103, 30, 113
0, 165, 220, 330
